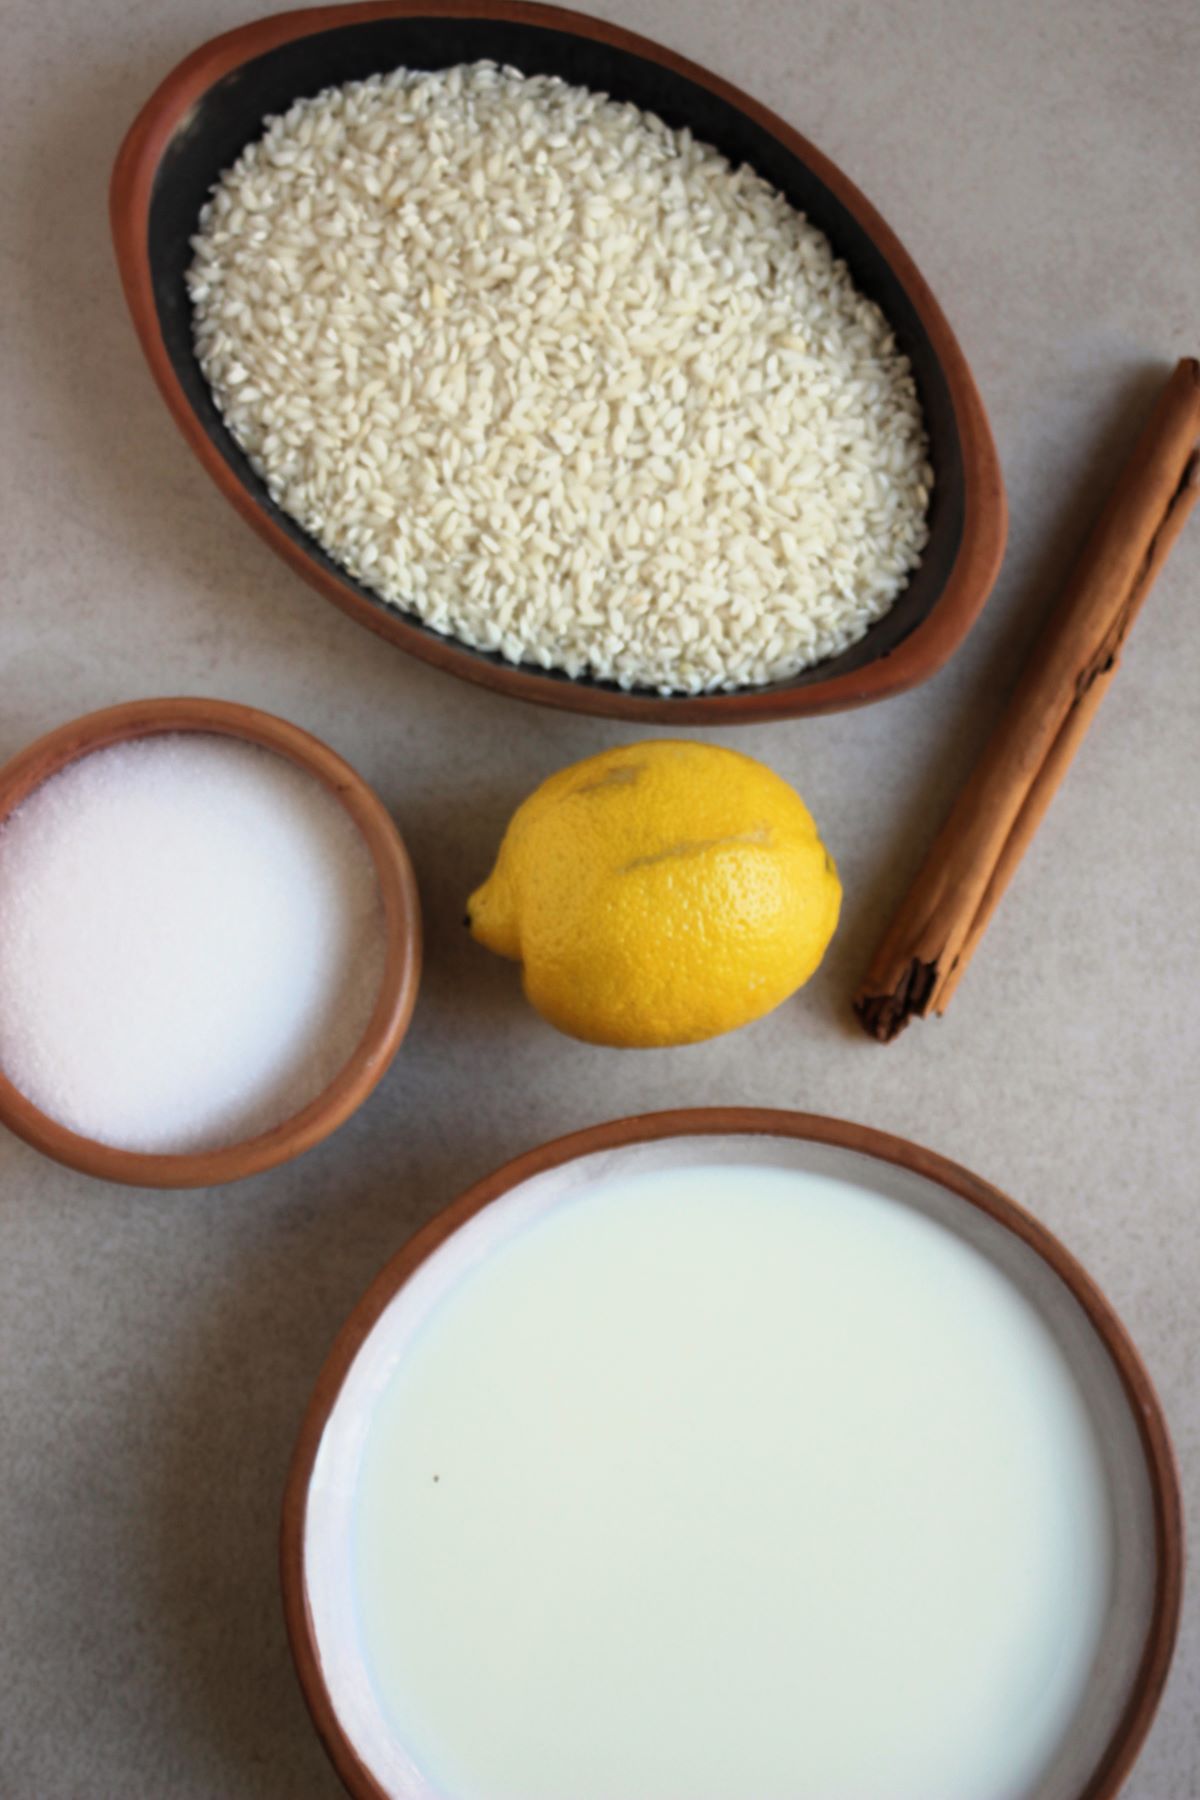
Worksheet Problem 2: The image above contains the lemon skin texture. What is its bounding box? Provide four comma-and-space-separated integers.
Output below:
467, 740, 841, 1048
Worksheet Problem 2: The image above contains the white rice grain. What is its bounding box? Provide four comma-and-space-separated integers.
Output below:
189, 62, 932, 694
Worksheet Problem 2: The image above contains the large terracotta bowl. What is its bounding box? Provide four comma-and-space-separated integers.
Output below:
281, 1109, 1180, 1800
111, 1, 1006, 723
0, 698, 421, 1188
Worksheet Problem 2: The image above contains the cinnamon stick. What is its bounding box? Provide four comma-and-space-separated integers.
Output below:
855, 357, 1200, 1043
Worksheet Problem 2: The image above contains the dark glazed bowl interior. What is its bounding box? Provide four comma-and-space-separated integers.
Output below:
122, 5, 1006, 721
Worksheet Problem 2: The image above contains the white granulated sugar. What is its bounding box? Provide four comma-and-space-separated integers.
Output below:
188, 62, 932, 696
0, 736, 386, 1155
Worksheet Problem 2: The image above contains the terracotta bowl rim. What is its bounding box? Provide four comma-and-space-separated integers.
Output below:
0, 696, 422, 1189
279, 1105, 1182, 1800
110, 0, 1008, 724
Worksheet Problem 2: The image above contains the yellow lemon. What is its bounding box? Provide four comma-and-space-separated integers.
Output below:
466, 740, 841, 1047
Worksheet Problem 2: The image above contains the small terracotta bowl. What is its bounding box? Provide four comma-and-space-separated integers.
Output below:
112, 1, 1006, 725
0, 697, 421, 1188
281, 1109, 1181, 1800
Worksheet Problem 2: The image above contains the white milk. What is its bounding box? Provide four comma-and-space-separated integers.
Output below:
349, 1163, 1112, 1800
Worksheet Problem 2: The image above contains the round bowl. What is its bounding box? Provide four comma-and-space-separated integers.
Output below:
112, 1, 1007, 724
0, 697, 421, 1188
281, 1108, 1180, 1800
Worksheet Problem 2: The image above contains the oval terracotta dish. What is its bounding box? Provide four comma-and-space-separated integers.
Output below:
0, 697, 421, 1188
281, 1109, 1181, 1800
111, 1, 1006, 724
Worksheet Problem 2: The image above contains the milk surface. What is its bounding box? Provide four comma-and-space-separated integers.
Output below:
351, 1163, 1112, 1800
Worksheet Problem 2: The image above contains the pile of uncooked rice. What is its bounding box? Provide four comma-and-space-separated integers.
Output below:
188, 62, 931, 694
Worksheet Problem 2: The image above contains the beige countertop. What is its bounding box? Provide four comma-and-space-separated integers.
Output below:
2, 0, 1197, 1794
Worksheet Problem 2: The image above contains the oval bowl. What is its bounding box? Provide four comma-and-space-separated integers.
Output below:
281, 1108, 1180, 1800
112, 1, 1006, 723
0, 697, 421, 1188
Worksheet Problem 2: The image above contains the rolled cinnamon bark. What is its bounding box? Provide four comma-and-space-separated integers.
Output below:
855, 357, 1200, 1043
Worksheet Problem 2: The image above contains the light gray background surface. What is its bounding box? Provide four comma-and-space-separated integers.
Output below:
2, 0, 1197, 1794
